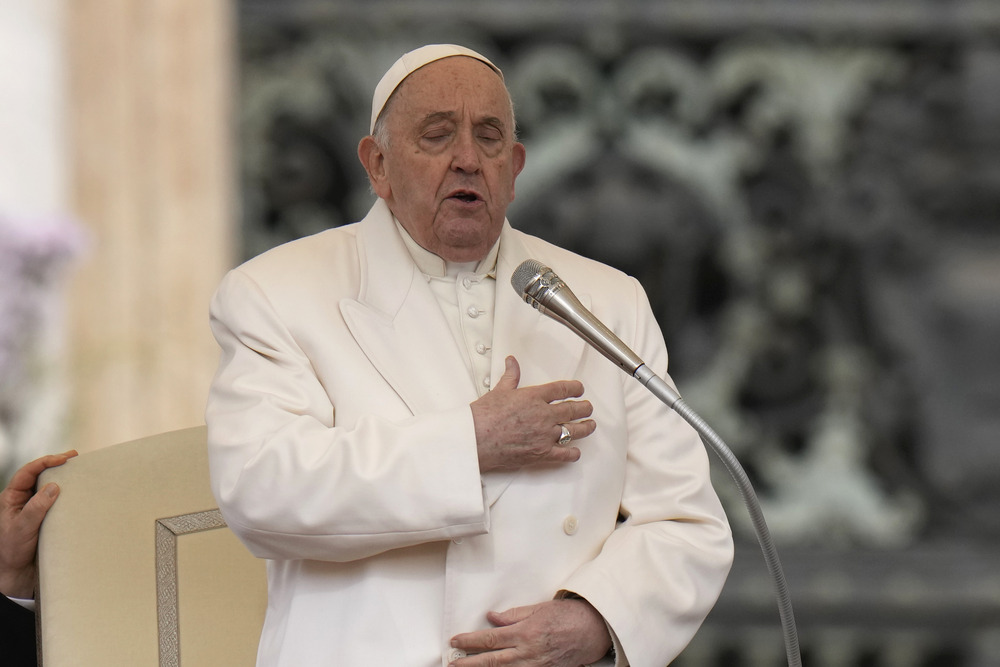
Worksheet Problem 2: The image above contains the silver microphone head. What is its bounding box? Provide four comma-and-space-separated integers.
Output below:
510, 259, 553, 305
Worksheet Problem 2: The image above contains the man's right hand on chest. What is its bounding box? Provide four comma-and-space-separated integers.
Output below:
471, 356, 596, 473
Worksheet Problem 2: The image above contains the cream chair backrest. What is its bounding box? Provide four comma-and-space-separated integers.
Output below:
36, 426, 266, 667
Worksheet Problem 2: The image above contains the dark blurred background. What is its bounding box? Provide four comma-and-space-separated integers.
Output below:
236, 1, 1000, 665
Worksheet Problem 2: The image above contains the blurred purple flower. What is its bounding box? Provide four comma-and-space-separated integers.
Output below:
0, 213, 88, 393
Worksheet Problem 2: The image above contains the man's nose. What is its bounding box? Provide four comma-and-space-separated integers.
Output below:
450, 131, 482, 173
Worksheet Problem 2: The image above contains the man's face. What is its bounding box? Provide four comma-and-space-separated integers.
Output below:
360, 57, 526, 263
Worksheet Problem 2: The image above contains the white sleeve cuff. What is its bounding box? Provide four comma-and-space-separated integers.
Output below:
8, 595, 36, 612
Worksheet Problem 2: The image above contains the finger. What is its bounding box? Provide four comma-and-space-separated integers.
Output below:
450, 626, 515, 653
551, 399, 593, 423
450, 648, 519, 667
7, 451, 76, 494
535, 379, 584, 403
487, 604, 538, 627
17, 483, 61, 532
542, 445, 581, 463
493, 356, 521, 392
555, 419, 597, 444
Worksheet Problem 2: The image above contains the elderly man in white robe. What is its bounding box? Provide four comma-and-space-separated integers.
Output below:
206, 44, 733, 667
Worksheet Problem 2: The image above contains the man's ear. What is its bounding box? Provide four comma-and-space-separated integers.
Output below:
512, 142, 526, 179
358, 136, 390, 199
509, 141, 527, 201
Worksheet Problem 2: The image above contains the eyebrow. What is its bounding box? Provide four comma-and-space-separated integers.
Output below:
420, 111, 508, 133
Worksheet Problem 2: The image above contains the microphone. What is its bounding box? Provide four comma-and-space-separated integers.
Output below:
510, 258, 801, 666
510, 259, 646, 377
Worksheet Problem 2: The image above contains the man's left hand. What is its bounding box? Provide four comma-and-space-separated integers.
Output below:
449, 598, 612, 666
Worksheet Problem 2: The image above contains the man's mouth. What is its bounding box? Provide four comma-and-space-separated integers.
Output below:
449, 190, 481, 204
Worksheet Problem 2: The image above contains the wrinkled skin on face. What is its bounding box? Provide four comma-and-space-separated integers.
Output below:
358, 57, 526, 263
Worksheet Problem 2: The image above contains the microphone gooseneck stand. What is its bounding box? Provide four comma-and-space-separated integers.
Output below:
634, 366, 802, 667
511, 259, 802, 667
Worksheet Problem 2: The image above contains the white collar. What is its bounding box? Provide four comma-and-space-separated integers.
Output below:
394, 218, 499, 279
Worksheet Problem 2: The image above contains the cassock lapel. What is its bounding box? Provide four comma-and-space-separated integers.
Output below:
339, 202, 479, 416
492, 224, 588, 392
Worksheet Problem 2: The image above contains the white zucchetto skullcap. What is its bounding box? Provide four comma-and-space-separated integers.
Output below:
369, 44, 503, 134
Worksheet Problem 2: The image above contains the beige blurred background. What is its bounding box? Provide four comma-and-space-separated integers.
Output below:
1, 0, 235, 465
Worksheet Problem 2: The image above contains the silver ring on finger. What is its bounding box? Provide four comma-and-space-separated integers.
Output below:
558, 424, 572, 447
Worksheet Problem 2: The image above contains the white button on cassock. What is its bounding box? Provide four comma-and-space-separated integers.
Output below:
563, 515, 579, 535
448, 647, 467, 661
